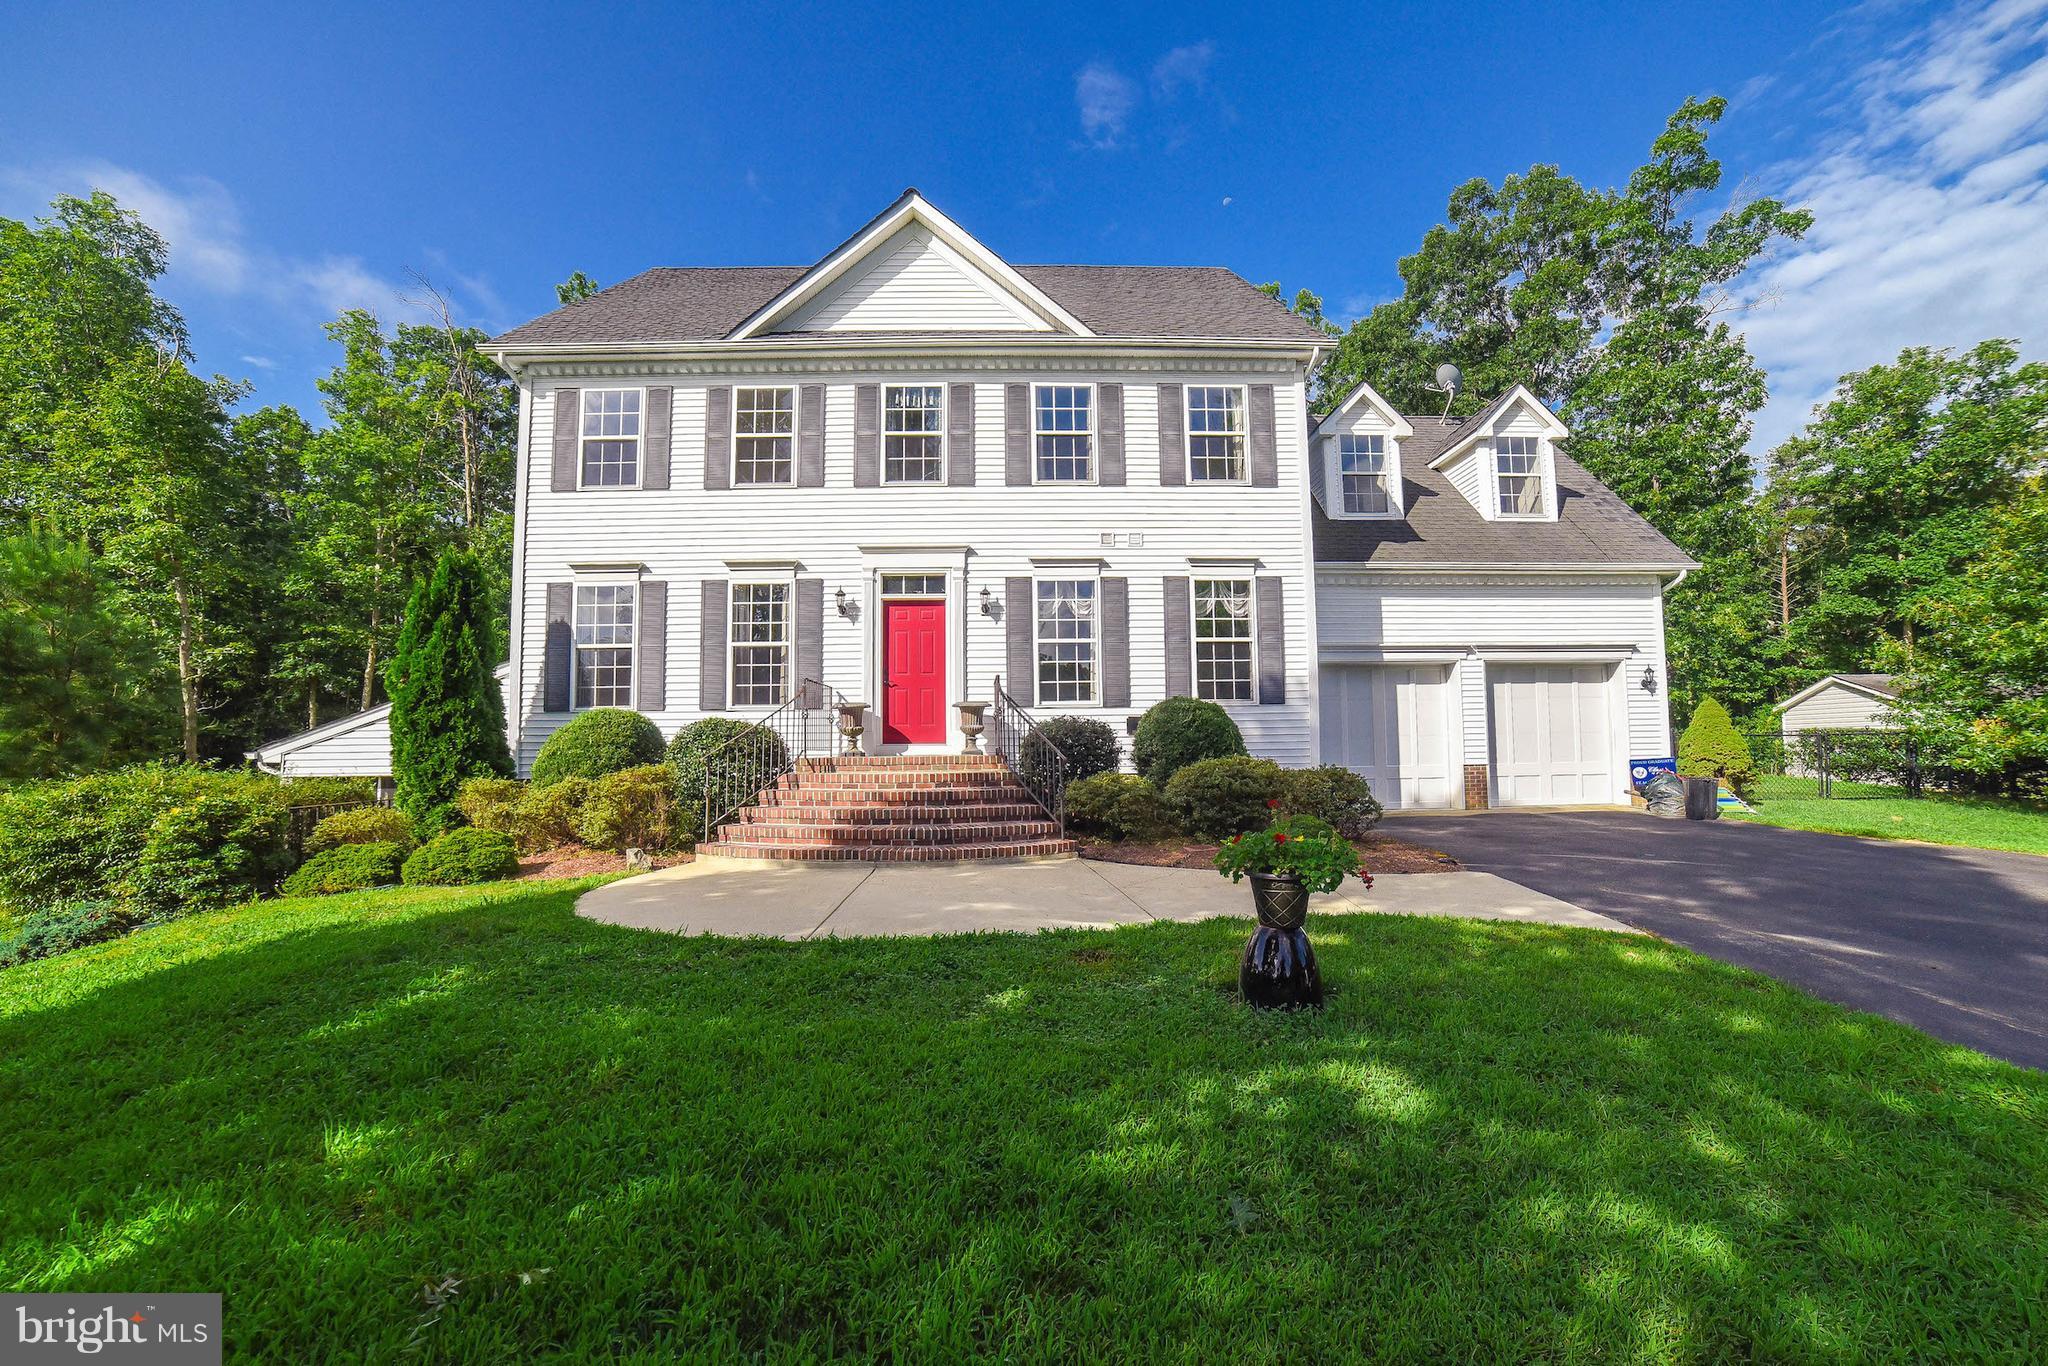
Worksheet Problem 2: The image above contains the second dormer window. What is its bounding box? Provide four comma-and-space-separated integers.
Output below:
734, 387, 795, 485
1495, 436, 1543, 517
1338, 435, 1390, 515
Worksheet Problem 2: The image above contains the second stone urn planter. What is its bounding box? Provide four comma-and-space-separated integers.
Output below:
954, 702, 988, 754
835, 701, 869, 755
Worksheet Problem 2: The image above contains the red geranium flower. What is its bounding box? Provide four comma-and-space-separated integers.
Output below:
1274, 833, 1288, 844
1265, 797, 1280, 809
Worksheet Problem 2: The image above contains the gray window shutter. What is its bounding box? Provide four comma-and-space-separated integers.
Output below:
1157, 383, 1185, 486
1098, 382, 1125, 487
637, 580, 667, 711
699, 579, 728, 710
642, 387, 672, 490
1100, 577, 1130, 708
853, 384, 880, 487
704, 387, 731, 490
1256, 575, 1285, 704
1005, 383, 1030, 486
1249, 384, 1278, 487
1005, 576, 1034, 705
544, 582, 573, 711
798, 385, 825, 487
795, 577, 824, 705
551, 388, 580, 493
946, 381, 975, 486
1162, 576, 1192, 697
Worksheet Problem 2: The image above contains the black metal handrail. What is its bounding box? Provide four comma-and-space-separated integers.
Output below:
990, 673, 1071, 835
700, 677, 841, 841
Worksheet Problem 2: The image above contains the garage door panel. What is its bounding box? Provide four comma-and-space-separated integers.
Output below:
1488, 664, 1615, 806
1319, 665, 1454, 809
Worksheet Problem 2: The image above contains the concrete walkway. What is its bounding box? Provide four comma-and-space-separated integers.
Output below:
575, 855, 1626, 940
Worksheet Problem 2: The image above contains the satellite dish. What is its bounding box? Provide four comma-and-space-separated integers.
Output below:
1434, 362, 1464, 396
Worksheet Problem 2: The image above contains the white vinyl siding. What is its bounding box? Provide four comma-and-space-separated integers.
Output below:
1780, 683, 1893, 733
772, 223, 1050, 332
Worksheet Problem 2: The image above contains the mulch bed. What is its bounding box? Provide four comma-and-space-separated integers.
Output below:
516, 846, 692, 880
1078, 831, 1460, 874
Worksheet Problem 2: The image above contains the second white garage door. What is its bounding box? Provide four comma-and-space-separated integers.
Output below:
1488, 663, 1619, 806
1319, 665, 1456, 809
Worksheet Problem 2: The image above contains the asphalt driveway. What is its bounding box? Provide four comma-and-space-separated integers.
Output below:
1392, 809, 2048, 1070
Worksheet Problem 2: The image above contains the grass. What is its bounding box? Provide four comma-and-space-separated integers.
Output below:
3, 881, 2045, 1361
1735, 779, 2048, 855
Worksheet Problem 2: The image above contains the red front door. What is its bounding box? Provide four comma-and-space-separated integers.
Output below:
883, 600, 946, 744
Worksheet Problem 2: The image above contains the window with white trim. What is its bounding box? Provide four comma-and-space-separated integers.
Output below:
729, 583, 789, 707
1033, 384, 1093, 482
1192, 578, 1253, 701
580, 389, 641, 487
733, 387, 794, 486
1494, 436, 1543, 517
573, 584, 636, 708
1338, 435, 1391, 514
881, 573, 946, 596
1186, 386, 1247, 482
884, 385, 944, 484
1035, 579, 1097, 704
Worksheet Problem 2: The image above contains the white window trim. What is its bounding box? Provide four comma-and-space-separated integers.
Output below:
1488, 433, 1552, 522
731, 384, 798, 488
880, 382, 948, 486
1030, 381, 1098, 486
727, 573, 796, 712
1032, 570, 1103, 709
1184, 384, 1250, 485
1329, 432, 1403, 519
1189, 575, 1258, 705
576, 387, 645, 491
571, 577, 639, 711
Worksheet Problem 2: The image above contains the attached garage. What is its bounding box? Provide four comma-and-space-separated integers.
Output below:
1487, 663, 1621, 806
1318, 664, 1457, 809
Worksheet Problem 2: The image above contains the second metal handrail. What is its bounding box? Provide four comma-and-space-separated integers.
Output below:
989, 673, 1072, 836
699, 677, 840, 840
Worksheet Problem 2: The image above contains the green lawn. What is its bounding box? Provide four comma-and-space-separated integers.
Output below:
3, 882, 2044, 1360
1734, 783, 2048, 855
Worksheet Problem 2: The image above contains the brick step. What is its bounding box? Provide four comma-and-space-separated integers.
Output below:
797, 755, 1006, 772
774, 771, 1023, 792
718, 819, 1062, 846
767, 781, 1036, 805
734, 801, 1049, 825
701, 838, 1077, 864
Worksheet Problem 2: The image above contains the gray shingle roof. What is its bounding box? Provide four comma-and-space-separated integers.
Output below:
491, 264, 1325, 346
1312, 415, 1696, 569
1835, 673, 1898, 695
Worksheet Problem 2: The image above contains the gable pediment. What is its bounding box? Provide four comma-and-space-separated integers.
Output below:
772, 223, 1050, 333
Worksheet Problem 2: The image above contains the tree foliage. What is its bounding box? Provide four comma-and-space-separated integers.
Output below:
386, 546, 514, 829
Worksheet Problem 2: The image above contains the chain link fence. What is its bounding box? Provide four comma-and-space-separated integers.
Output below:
1744, 726, 1984, 802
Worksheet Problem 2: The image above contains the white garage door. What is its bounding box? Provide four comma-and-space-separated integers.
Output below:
1319, 665, 1455, 809
1488, 664, 1617, 806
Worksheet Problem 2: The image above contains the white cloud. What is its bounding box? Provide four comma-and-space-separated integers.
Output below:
1738, 0, 2048, 449
1075, 62, 1137, 148
1152, 41, 1216, 100
240, 354, 276, 369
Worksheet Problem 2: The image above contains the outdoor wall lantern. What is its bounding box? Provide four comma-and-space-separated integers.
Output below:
979, 585, 996, 617
1640, 665, 1658, 695
836, 587, 855, 618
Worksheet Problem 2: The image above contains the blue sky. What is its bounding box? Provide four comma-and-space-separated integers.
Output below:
4, 0, 2044, 450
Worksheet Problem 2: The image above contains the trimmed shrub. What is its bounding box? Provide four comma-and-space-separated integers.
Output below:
666, 717, 784, 842
277, 776, 377, 806
282, 842, 406, 896
571, 766, 676, 853
305, 805, 416, 855
385, 546, 514, 830
455, 778, 526, 838
129, 796, 293, 920
1064, 773, 1182, 842
1131, 697, 1247, 789
512, 777, 590, 852
531, 709, 665, 788
1277, 766, 1384, 837
1023, 716, 1122, 792
1163, 756, 1286, 841
1679, 698, 1756, 799
0, 900, 136, 968
400, 829, 520, 887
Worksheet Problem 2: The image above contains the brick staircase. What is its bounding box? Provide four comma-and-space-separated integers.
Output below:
700, 755, 1075, 862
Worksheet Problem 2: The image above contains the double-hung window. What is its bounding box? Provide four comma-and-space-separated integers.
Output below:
573, 584, 636, 708
729, 583, 789, 707
1338, 435, 1391, 515
1494, 436, 1543, 517
1035, 579, 1097, 704
1186, 386, 1246, 482
1033, 384, 1093, 482
1192, 578, 1254, 702
580, 389, 641, 487
734, 387, 795, 486
884, 385, 944, 483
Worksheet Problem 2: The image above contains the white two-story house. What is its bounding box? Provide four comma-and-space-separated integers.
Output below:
257, 189, 1693, 816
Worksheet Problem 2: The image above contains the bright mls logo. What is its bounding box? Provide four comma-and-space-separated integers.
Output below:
6, 1295, 220, 1363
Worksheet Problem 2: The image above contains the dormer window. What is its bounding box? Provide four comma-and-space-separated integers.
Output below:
1494, 436, 1544, 517
1338, 436, 1391, 515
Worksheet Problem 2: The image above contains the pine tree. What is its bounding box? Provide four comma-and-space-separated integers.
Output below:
386, 546, 513, 829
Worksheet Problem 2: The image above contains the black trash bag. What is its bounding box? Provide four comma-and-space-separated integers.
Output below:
1640, 770, 1686, 819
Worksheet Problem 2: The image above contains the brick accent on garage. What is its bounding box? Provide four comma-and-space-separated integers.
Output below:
1463, 764, 1490, 810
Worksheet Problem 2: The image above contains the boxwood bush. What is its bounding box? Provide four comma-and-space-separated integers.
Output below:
571, 766, 676, 852
305, 805, 416, 855
1063, 773, 1182, 842
530, 708, 665, 787
666, 717, 784, 842
1278, 766, 1383, 837
282, 842, 407, 896
1131, 697, 1246, 789
1162, 756, 1286, 841
129, 795, 294, 920
454, 778, 526, 838
400, 829, 521, 887
1022, 716, 1121, 793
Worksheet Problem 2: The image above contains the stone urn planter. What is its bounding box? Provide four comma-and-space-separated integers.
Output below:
835, 701, 868, 755
955, 702, 988, 754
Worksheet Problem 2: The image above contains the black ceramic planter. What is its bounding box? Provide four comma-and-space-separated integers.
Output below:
1240, 873, 1323, 1010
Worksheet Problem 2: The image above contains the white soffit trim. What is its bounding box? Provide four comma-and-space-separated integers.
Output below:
727, 191, 1095, 340
1312, 378, 1415, 439
1427, 384, 1570, 468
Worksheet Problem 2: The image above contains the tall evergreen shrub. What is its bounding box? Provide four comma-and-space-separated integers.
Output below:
1678, 698, 1755, 798
386, 547, 513, 829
